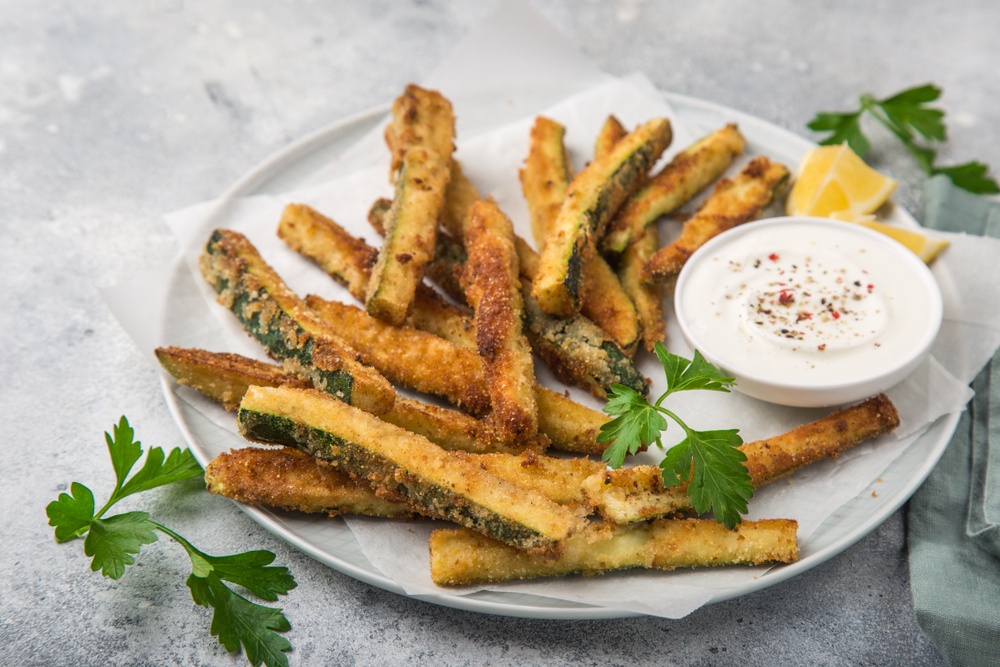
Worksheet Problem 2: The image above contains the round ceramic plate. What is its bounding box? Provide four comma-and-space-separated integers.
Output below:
159, 92, 958, 619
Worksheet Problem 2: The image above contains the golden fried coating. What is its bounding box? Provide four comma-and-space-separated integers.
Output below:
429, 518, 798, 586
206, 446, 413, 519
641, 156, 789, 286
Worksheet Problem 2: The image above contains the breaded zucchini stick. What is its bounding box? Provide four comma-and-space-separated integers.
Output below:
367, 84, 456, 324
641, 156, 790, 286
206, 446, 414, 519
279, 202, 474, 349
582, 393, 900, 524
532, 117, 673, 317
577, 249, 642, 355
237, 385, 582, 554
303, 294, 611, 456
602, 124, 747, 255
617, 224, 665, 353
429, 518, 798, 586
156, 345, 527, 454
199, 229, 395, 416
154, 346, 311, 410
366, 145, 452, 325
593, 114, 628, 161
306, 296, 491, 415
208, 446, 603, 516
383, 83, 456, 181
462, 198, 539, 444
519, 116, 573, 248
592, 118, 666, 352
308, 200, 645, 400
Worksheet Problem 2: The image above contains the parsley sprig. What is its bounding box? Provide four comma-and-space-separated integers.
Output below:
46, 417, 297, 667
807, 83, 998, 194
598, 345, 753, 529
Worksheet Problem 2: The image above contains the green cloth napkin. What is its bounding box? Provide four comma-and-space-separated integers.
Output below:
908, 175, 1000, 666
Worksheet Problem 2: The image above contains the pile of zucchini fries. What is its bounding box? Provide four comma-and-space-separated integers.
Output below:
157, 84, 900, 587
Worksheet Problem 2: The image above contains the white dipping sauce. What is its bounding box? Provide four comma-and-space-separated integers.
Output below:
675, 218, 942, 400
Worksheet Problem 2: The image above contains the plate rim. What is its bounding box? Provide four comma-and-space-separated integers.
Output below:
159, 90, 959, 620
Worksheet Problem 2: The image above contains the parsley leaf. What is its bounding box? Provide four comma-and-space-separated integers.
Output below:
188, 576, 293, 667
656, 347, 736, 396
47, 417, 296, 667
599, 344, 753, 529
84, 511, 159, 579
808, 83, 999, 194
47, 482, 97, 542
598, 385, 667, 468
660, 428, 751, 530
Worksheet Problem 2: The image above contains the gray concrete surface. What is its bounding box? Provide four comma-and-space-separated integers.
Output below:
4, 1, 997, 665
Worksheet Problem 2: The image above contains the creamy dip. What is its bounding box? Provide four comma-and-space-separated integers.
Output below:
675, 218, 941, 389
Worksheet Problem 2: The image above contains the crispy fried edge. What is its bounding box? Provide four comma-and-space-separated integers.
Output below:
602, 123, 747, 254
154, 345, 310, 410
384, 83, 456, 180
641, 156, 790, 286
366, 145, 451, 325
206, 446, 413, 518
532, 117, 673, 317
429, 517, 798, 586
199, 228, 396, 415
238, 385, 581, 554
462, 198, 540, 444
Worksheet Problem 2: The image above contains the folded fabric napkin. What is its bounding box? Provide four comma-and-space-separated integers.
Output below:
909, 175, 1000, 665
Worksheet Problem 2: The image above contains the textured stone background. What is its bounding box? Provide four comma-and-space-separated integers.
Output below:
3, 1, 997, 665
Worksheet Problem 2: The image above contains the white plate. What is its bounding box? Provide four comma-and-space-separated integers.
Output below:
159, 93, 957, 619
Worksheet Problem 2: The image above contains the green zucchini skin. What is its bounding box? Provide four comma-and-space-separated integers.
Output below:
422, 228, 648, 398
522, 289, 648, 398
532, 118, 673, 317
366, 146, 451, 326
236, 386, 578, 553
200, 228, 396, 415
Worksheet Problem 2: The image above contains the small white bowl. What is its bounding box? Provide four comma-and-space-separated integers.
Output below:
673, 216, 943, 407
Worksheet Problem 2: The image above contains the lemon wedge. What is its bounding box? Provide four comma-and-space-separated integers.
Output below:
856, 219, 950, 264
786, 144, 898, 219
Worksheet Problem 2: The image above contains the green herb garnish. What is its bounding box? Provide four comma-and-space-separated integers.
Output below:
807, 83, 999, 194
598, 345, 753, 529
46, 417, 296, 667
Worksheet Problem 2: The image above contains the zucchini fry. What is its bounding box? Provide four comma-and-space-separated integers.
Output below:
440, 160, 486, 241
154, 345, 310, 410
617, 224, 665, 352
532, 117, 673, 317
199, 229, 396, 416
156, 345, 528, 455
462, 198, 539, 444
279, 202, 474, 348
429, 518, 798, 586
237, 385, 582, 554
366, 145, 451, 325
384, 83, 456, 180
594, 119, 666, 352
519, 116, 573, 248
206, 446, 414, 519
304, 294, 611, 455
369, 201, 647, 398
641, 156, 790, 286
593, 114, 628, 161
582, 393, 900, 524
208, 446, 603, 516
305, 296, 492, 416
367, 84, 456, 324
515, 118, 642, 354
602, 124, 748, 255
577, 253, 642, 355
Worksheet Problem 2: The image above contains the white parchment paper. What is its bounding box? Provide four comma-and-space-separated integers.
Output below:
103, 0, 1000, 618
